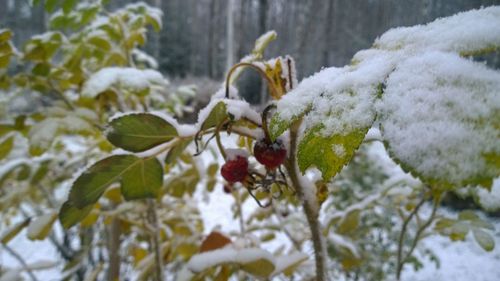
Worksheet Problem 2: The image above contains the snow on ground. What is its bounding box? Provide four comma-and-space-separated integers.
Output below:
2, 138, 500, 281
404, 213, 500, 281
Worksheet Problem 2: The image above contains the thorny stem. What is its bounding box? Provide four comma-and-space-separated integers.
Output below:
225, 62, 280, 99
2, 244, 39, 281
147, 199, 164, 281
285, 119, 327, 281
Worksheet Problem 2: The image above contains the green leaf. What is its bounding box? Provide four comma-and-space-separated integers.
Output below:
121, 157, 163, 200
45, 0, 60, 13
165, 138, 192, 165
337, 210, 360, 235
69, 155, 163, 208
32, 62, 51, 76
106, 113, 178, 152
201, 102, 228, 130
241, 258, 275, 278
145, 14, 162, 32
30, 160, 50, 184
62, 0, 78, 14
473, 229, 495, 252
0, 136, 14, 160
27, 213, 58, 240
87, 36, 111, 51
458, 210, 479, 221
1, 219, 31, 244
269, 106, 310, 141
0, 29, 13, 42
59, 201, 93, 229
298, 126, 368, 181
166, 167, 199, 198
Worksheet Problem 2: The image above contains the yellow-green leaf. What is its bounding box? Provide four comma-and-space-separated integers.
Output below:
0, 136, 14, 160
1, 219, 31, 244
241, 258, 275, 278
298, 126, 368, 181
201, 102, 228, 130
27, 212, 58, 240
473, 229, 495, 252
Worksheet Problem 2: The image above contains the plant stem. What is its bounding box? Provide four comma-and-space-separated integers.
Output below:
225, 62, 280, 99
285, 119, 326, 281
107, 206, 121, 281
396, 195, 427, 281
147, 199, 164, 281
402, 195, 440, 267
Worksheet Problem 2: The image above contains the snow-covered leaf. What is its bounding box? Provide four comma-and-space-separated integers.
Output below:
106, 113, 178, 152
27, 212, 57, 240
81, 67, 168, 98
472, 229, 495, 252
378, 52, 500, 188
187, 247, 276, 278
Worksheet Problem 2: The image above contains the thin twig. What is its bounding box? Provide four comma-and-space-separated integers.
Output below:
396, 195, 427, 280
2, 244, 39, 281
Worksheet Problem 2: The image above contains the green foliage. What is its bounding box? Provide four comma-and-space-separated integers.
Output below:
59, 202, 93, 229
201, 102, 228, 130
67, 154, 163, 209
106, 113, 178, 152
435, 210, 495, 251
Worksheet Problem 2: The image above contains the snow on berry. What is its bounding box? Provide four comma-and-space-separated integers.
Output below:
253, 138, 287, 170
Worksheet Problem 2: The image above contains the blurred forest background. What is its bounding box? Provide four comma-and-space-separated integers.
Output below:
1, 0, 499, 105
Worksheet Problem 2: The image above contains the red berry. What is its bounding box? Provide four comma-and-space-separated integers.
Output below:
253, 138, 287, 169
221, 156, 248, 183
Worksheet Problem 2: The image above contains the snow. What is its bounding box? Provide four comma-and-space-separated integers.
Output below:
26, 212, 57, 240
225, 148, 249, 161
29, 116, 93, 150
253, 30, 277, 55
132, 49, 159, 69
475, 178, 500, 212
377, 51, 500, 186
374, 6, 500, 55
196, 96, 262, 128
81, 67, 168, 98
274, 6, 500, 188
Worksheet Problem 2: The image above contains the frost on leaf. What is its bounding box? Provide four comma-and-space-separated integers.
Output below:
377, 52, 500, 188
27, 212, 57, 240
181, 246, 307, 280
81, 67, 168, 98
